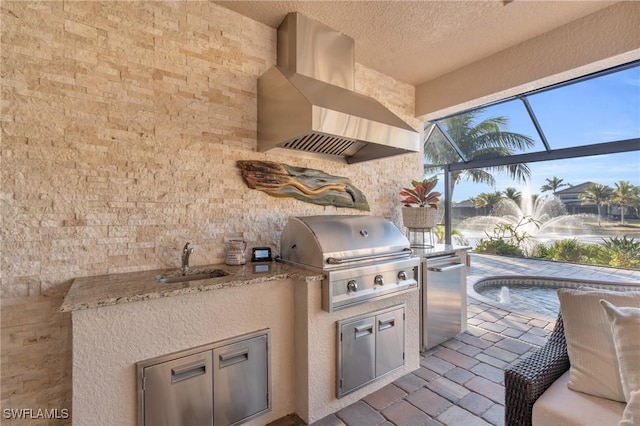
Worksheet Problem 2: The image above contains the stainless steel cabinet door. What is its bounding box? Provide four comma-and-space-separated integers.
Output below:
213, 335, 268, 426
339, 317, 376, 395
143, 351, 213, 426
375, 307, 404, 376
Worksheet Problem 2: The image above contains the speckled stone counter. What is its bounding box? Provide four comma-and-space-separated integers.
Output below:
61, 261, 322, 312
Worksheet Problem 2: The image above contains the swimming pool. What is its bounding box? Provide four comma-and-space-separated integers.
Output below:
471, 276, 639, 317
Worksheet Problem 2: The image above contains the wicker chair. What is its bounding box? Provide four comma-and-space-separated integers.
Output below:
504, 313, 570, 426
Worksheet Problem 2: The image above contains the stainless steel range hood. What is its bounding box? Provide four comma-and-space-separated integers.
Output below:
257, 13, 420, 164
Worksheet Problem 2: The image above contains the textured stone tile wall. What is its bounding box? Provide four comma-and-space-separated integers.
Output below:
0, 1, 422, 423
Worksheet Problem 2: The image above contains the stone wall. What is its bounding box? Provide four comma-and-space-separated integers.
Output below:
0, 1, 421, 423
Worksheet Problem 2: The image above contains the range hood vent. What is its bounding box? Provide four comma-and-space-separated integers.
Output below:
257, 13, 420, 164
281, 133, 357, 157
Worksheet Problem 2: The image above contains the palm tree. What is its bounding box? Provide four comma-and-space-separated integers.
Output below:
502, 187, 522, 205
472, 191, 503, 215
540, 177, 569, 195
530, 193, 540, 206
610, 181, 639, 225
579, 183, 612, 226
424, 111, 535, 198
633, 185, 640, 218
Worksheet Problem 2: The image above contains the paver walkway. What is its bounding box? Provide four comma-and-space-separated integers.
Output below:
271, 254, 639, 426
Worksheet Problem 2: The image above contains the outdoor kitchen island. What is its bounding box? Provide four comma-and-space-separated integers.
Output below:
61, 243, 468, 425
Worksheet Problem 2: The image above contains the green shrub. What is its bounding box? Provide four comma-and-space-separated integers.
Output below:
580, 244, 608, 265
600, 236, 640, 254
472, 216, 537, 257
530, 243, 551, 259
599, 236, 640, 268
609, 254, 640, 269
547, 239, 587, 263
474, 239, 524, 257
477, 231, 640, 270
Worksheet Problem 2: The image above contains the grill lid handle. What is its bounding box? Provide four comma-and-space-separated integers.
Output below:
326, 248, 412, 265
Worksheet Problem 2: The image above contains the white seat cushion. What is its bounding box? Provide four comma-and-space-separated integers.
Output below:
533, 371, 625, 426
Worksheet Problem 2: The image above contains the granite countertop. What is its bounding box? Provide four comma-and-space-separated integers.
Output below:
61, 245, 470, 313
61, 261, 322, 313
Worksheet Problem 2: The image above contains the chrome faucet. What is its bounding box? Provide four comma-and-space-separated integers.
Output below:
181, 242, 194, 274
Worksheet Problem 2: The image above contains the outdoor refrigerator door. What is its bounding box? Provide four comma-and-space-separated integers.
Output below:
425, 257, 464, 349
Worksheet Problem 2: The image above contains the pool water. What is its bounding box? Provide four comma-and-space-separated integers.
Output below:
472, 277, 638, 318
476, 284, 561, 317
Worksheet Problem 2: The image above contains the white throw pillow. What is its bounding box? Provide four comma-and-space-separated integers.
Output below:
600, 300, 640, 402
619, 390, 640, 426
557, 287, 640, 402
600, 300, 640, 425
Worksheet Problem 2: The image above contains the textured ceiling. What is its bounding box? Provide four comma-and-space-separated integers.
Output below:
214, 0, 616, 86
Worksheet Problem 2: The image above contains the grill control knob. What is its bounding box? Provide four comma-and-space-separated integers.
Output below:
374, 275, 384, 286
398, 271, 408, 281
346, 280, 358, 292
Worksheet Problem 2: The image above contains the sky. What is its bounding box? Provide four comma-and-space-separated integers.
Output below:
450, 151, 640, 203
426, 63, 640, 203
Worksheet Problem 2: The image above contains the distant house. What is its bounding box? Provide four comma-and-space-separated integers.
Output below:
554, 181, 606, 215
452, 199, 476, 220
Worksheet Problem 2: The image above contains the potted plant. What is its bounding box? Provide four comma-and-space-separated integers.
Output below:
400, 176, 441, 229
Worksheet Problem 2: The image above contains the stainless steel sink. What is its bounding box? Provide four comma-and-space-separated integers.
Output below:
156, 268, 229, 284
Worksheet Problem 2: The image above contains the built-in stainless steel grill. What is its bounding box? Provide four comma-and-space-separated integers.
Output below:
280, 215, 420, 312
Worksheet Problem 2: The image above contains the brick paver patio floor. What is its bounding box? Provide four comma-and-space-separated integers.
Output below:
270, 254, 639, 426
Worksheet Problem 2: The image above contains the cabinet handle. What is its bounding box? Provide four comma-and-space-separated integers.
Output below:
355, 324, 374, 339
428, 263, 464, 272
378, 316, 395, 331
219, 347, 249, 368
171, 359, 207, 384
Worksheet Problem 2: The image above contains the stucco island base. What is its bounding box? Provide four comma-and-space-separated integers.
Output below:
69, 277, 419, 425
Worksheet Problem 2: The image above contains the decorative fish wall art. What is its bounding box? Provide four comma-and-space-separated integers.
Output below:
237, 160, 370, 211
